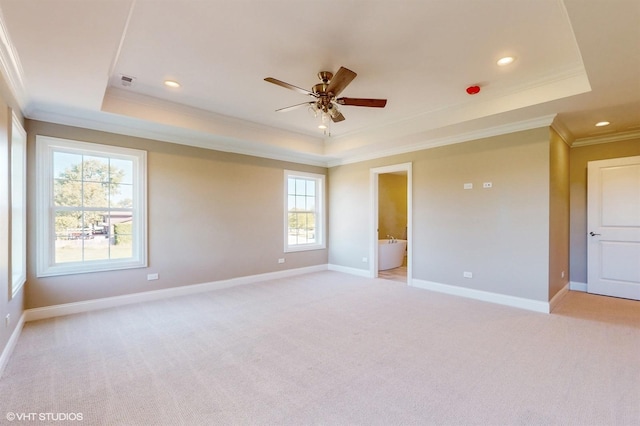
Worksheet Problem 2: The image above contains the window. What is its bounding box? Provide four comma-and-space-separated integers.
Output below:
36, 136, 147, 277
10, 113, 26, 297
284, 170, 325, 252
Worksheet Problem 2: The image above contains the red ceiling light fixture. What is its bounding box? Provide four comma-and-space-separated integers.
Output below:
466, 85, 481, 95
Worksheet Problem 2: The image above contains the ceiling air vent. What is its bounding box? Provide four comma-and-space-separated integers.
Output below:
120, 75, 136, 87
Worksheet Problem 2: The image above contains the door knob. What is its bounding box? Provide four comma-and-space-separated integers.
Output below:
589, 231, 601, 236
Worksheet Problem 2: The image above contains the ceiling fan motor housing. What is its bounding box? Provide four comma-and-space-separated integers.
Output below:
312, 83, 329, 95
318, 71, 333, 83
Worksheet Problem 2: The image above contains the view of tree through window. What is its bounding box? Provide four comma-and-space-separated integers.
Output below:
287, 176, 317, 245
53, 153, 134, 263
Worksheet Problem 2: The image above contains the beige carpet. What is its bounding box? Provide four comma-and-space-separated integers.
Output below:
1, 271, 639, 425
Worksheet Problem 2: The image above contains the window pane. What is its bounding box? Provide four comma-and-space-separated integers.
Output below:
82, 156, 110, 182
54, 177, 81, 207
112, 214, 133, 259
53, 152, 82, 179
111, 183, 133, 208
83, 181, 110, 208
83, 234, 109, 261
84, 211, 105, 232
89, 211, 109, 237
110, 158, 133, 184
306, 180, 315, 196
55, 210, 83, 239
288, 211, 298, 230
305, 196, 314, 211
75, 211, 107, 261
294, 179, 304, 195
55, 210, 84, 263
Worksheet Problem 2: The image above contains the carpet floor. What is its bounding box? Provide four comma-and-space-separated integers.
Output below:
1, 271, 639, 425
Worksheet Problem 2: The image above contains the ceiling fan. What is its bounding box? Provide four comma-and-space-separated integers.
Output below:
264, 66, 387, 124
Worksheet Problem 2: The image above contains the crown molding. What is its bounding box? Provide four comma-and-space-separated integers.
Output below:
550, 117, 574, 145
328, 114, 557, 167
28, 105, 331, 168
0, 8, 28, 109
571, 129, 640, 147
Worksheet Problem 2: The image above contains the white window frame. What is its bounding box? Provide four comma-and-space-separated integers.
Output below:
36, 136, 147, 277
10, 113, 26, 297
284, 170, 326, 253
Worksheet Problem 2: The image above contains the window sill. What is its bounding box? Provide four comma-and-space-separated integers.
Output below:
285, 244, 326, 253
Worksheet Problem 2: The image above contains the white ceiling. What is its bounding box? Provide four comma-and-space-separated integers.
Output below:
0, 0, 638, 166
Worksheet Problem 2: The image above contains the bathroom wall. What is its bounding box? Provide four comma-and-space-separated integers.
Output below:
378, 173, 407, 240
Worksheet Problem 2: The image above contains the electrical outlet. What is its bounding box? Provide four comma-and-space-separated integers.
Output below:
483, 182, 492, 188
561, 271, 565, 279
464, 183, 473, 190
5, 314, 10, 328
362, 257, 368, 263
278, 258, 285, 264
147, 273, 159, 281
463, 271, 473, 278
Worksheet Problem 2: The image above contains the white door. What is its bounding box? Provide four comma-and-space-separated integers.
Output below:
587, 156, 640, 300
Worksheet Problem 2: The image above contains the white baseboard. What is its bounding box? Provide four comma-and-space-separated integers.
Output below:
411, 279, 551, 313
0, 312, 25, 378
25, 265, 328, 322
328, 264, 372, 278
570, 281, 587, 292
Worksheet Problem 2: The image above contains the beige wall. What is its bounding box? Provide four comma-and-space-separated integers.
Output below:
6, 107, 633, 361
548, 128, 570, 299
569, 137, 640, 284
25, 121, 328, 309
0, 75, 25, 362
330, 127, 552, 302
378, 173, 407, 240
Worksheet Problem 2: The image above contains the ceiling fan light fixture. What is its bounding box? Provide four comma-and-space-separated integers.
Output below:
327, 103, 341, 118
318, 111, 330, 129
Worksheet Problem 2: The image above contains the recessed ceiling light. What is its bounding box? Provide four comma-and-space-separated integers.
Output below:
497, 56, 515, 66
164, 80, 181, 88
595, 121, 610, 127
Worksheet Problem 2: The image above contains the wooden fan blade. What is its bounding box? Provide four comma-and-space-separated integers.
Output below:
336, 97, 387, 108
327, 67, 357, 97
275, 102, 314, 112
264, 77, 316, 97
331, 111, 346, 122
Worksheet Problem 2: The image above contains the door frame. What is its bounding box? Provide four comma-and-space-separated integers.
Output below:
370, 162, 412, 284
587, 155, 640, 299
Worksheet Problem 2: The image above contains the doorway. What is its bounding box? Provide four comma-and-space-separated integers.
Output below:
587, 155, 640, 300
370, 163, 412, 284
